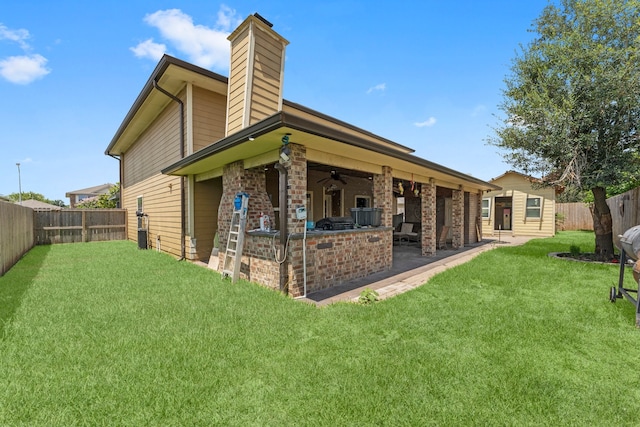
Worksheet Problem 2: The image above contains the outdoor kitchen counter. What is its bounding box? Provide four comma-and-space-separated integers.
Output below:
245, 227, 394, 294
247, 226, 393, 239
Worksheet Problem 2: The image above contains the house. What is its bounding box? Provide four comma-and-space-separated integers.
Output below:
481, 171, 556, 238
105, 13, 499, 297
18, 199, 63, 211
66, 183, 115, 208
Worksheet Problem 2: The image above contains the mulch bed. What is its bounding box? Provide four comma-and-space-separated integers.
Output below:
550, 252, 623, 265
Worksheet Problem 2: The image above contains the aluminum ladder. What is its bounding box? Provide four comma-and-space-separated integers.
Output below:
222, 193, 249, 283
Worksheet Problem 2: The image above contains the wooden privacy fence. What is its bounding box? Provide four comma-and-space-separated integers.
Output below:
0, 201, 34, 276
607, 187, 640, 246
556, 203, 594, 231
34, 209, 126, 244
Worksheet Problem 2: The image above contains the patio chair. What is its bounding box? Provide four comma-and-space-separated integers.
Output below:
437, 225, 450, 250
394, 222, 415, 245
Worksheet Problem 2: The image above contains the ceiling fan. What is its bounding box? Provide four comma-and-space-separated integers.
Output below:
317, 170, 348, 185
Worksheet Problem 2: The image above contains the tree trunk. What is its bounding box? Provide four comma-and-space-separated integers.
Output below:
590, 186, 614, 260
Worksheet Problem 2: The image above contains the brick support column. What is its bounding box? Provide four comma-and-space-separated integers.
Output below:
218, 160, 275, 277
476, 190, 483, 240
373, 166, 393, 227
219, 161, 245, 257
284, 143, 307, 297
422, 180, 436, 255
452, 187, 464, 249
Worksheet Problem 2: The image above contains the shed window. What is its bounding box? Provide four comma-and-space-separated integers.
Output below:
526, 197, 541, 218
481, 198, 491, 219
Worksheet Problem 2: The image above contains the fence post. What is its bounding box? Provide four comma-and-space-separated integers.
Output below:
82, 210, 87, 243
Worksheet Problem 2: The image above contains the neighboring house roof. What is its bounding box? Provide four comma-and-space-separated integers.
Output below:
65, 183, 114, 198
490, 170, 542, 183
18, 199, 63, 210
106, 54, 499, 192
490, 170, 563, 194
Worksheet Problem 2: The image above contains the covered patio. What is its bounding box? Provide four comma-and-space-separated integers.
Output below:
302, 235, 533, 305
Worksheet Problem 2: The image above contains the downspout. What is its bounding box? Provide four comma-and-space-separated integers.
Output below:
274, 162, 288, 294
153, 79, 186, 260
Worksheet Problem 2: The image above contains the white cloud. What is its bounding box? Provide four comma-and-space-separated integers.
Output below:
133, 6, 242, 70
0, 54, 50, 84
471, 104, 487, 117
414, 117, 437, 128
130, 38, 167, 61
0, 24, 31, 50
0, 23, 51, 84
366, 83, 386, 94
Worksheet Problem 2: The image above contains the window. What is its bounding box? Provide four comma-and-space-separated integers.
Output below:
481, 198, 491, 219
526, 197, 542, 218
355, 195, 371, 208
137, 196, 144, 228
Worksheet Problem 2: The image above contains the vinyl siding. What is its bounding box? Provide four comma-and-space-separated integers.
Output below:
121, 89, 186, 257
248, 34, 283, 125
122, 173, 183, 258
227, 29, 250, 135
192, 86, 226, 152
123, 93, 184, 187
482, 173, 555, 237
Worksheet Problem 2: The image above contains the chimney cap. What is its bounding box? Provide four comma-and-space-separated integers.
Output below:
252, 13, 273, 28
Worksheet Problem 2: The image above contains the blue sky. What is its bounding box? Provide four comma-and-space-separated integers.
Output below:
1, 1, 553, 202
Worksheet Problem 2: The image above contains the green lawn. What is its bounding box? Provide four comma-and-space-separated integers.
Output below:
1, 232, 639, 425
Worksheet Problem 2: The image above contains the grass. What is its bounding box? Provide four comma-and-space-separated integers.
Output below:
1, 232, 640, 425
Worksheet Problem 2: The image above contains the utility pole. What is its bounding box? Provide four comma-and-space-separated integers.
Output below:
16, 163, 22, 204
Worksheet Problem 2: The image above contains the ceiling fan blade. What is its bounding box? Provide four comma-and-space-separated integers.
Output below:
339, 178, 347, 185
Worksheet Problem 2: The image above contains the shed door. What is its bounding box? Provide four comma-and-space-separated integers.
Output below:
494, 197, 512, 231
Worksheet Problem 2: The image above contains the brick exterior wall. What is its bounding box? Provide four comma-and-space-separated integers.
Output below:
475, 190, 483, 239
294, 229, 392, 295
465, 191, 481, 244
452, 187, 464, 249
422, 180, 436, 255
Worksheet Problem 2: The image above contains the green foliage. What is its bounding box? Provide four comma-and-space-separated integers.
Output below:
7, 191, 67, 207
358, 288, 379, 304
490, 0, 640, 192
76, 183, 120, 209
569, 244, 581, 255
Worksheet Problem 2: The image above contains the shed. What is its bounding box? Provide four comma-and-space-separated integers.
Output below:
482, 171, 556, 238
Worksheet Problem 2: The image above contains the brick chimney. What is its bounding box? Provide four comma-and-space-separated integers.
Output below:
225, 13, 289, 136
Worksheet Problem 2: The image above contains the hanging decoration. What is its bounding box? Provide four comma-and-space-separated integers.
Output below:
398, 181, 404, 195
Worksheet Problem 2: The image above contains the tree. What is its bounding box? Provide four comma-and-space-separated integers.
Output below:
76, 183, 120, 209
6, 191, 67, 207
490, 0, 640, 259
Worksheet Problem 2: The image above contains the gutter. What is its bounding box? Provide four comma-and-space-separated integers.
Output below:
153, 79, 187, 260
107, 153, 123, 209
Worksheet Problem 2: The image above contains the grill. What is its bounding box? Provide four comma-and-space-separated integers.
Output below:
315, 216, 355, 230
610, 225, 640, 326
